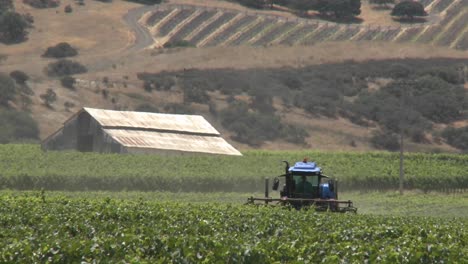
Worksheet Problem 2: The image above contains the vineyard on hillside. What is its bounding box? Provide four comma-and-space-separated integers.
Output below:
0, 144, 466, 192
0, 193, 466, 263
139, 0, 467, 50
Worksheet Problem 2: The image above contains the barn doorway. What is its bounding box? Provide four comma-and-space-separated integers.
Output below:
77, 113, 94, 152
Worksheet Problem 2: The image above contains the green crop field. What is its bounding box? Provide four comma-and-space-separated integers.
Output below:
0, 144, 467, 192
0, 191, 467, 263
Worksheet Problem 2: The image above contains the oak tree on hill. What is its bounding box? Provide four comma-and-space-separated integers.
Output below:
0, 11, 29, 43
42, 42, 78, 58
391, 1, 427, 20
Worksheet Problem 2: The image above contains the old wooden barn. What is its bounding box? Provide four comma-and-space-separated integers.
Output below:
41, 107, 242, 156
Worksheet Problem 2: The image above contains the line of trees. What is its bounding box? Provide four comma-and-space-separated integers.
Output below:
234, 0, 427, 22
232, 0, 362, 18
288, 0, 361, 18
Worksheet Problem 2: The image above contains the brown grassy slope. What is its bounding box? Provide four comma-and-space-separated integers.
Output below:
1, 0, 466, 152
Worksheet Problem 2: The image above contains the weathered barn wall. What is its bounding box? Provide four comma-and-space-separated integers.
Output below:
42, 112, 122, 153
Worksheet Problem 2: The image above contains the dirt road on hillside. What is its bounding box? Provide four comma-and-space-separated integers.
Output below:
123, 5, 156, 52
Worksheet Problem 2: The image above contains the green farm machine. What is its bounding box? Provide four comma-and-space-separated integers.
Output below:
247, 159, 357, 213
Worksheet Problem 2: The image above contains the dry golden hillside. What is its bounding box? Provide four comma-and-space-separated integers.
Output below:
1, 0, 467, 152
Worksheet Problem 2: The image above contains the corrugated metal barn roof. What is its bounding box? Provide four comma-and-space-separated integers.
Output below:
104, 129, 242, 156
84, 108, 220, 135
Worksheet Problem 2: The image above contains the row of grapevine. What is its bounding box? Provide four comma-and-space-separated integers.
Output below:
373, 28, 401, 42
252, 22, 296, 46
229, 19, 273, 45
189, 12, 237, 45
419, 0, 434, 7
0, 145, 466, 192
170, 10, 217, 41
204, 15, 257, 46
279, 24, 316, 45
140, 4, 466, 50
145, 9, 172, 27
354, 28, 382, 41
435, 9, 468, 46
454, 30, 468, 50
429, 0, 457, 13
415, 1, 467, 47
395, 27, 423, 42
301, 25, 341, 45
329, 26, 361, 41
416, 25, 440, 43
157, 9, 196, 37
0, 193, 466, 263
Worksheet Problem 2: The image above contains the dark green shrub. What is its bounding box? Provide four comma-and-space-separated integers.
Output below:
410, 128, 428, 144
60, 76, 76, 89
23, 0, 59, 8
220, 101, 292, 146
163, 40, 194, 48
409, 76, 464, 123
208, 101, 217, 116
183, 86, 209, 104
316, 0, 362, 18
369, 0, 394, 6
0, 109, 39, 143
389, 63, 412, 78
138, 73, 175, 92
370, 129, 400, 151
237, 0, 264, 9
64, 101, 75, 109
135, 103, 159, 113
45, 59, 87, 77
250, 89, 275, 114
0, 0, 14, 14
0, 11, 29, 43
422, 67, 464, 85
0, 73, 16, 106
101, 89, 109, 98
40, 88, 57, 107
391, 1, 427, 20
9, 70, 29, 84
280, 75, 302, 90
163, 103, 192, 114
280, 124, 309, 145
442, 126, 468, 151
64, 4, 72, 12
42, 42, 78, 58
124, 0, 161, 4
143, 81, 153, 92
